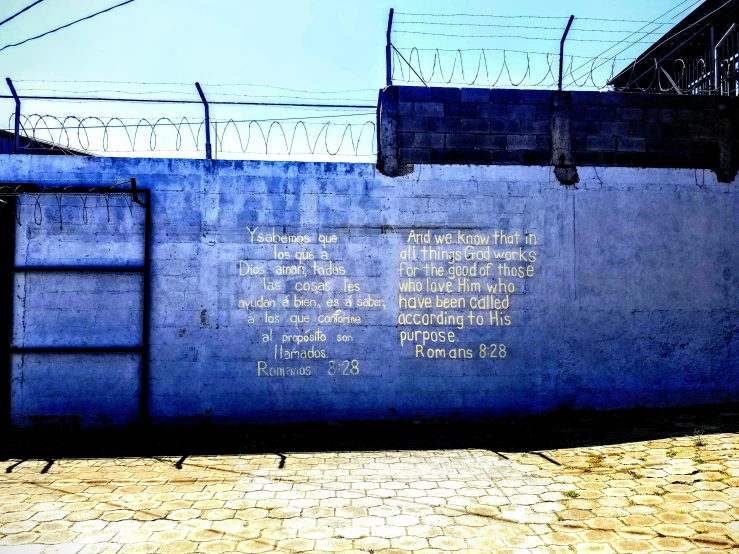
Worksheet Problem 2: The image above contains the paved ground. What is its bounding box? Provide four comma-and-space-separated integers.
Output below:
1, 407, 738, 553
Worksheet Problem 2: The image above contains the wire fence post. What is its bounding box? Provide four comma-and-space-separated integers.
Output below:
5, 78, 21, 154
386, 8, 394, 87
195, 82, 212, 160
558, 15, 575, 91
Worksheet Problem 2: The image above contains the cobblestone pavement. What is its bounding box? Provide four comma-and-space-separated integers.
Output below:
1, 412, 739, 553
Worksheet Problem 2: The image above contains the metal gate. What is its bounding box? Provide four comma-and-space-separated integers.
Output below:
0, 181, 150, 428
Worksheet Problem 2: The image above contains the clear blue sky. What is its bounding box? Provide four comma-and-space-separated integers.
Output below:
0, 0, 703, 159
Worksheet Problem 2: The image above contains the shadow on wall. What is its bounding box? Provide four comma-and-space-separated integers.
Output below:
1, 402, 737, 464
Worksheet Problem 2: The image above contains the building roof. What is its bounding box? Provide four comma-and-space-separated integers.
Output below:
0, 129, 91, 156
608, 0, 739, 91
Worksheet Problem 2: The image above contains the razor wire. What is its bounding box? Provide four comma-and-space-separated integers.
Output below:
390, 47, 715, 93
0, 184, 144, 228
214, 119, 376, 157
7, 114, 378, 158
390, 48, 617, 89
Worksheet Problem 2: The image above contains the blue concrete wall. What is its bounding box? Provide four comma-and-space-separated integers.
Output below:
2, 155, 738, 427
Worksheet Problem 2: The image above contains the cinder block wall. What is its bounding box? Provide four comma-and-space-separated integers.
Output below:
379, 86, 739, 181
2, 155, 738, 428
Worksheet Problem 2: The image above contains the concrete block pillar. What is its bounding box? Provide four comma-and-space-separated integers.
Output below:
716, 101, 738, 183
551, 91, 579, 186
377, 87, 412, 177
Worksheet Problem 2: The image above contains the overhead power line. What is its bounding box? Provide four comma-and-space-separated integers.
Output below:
0, 0, 45, 28
0, 0, 137, 54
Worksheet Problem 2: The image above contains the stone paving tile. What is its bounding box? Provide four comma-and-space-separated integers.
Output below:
2, 420, 739, 552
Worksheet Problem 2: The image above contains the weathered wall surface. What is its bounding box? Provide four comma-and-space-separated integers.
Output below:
378, 86, 739, 182
1, 155, 738, 427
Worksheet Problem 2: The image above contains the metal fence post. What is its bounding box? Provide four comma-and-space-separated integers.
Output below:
195, 82, 212, 160
715, 23, 737, 95
0, 192, 16, 429
710, 26, 716, 93
386, 8, 394, 87
558, 16, 575, 91
5, 78, 21, 154
141, 186, 151, 427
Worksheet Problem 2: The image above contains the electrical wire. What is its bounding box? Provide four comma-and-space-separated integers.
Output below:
0, 0, 45, 28
0, 0, 137, 53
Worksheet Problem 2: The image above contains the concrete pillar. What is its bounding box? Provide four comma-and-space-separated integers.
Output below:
715, 102, 738, 183
551, 91, 579, 186
377, 87, 412, 177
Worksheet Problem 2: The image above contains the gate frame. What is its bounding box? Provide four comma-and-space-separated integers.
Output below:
0, 182, 151, 428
